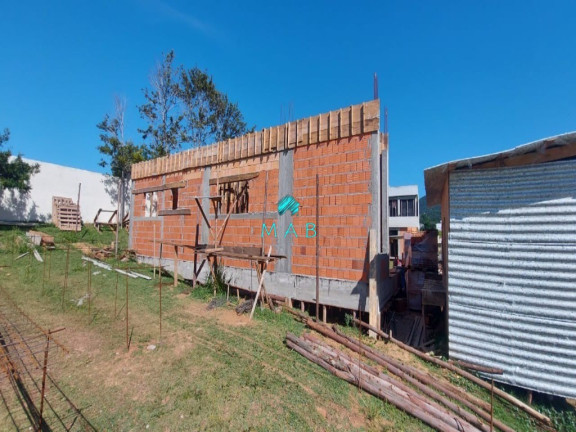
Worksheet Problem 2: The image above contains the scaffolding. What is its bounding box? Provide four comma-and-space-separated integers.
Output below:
134, 173, 285, 311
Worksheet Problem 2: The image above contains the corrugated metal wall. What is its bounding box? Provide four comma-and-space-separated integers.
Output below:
449, 158, 576, 398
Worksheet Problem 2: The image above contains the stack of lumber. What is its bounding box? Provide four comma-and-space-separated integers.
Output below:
52, 196, 81, 231
284, 312, 555, 432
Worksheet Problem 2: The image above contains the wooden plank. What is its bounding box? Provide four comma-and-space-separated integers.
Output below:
207, 249, 285, 261
173, 246, 179, 287
360, 103, 365, 135
249, 246, 272, 320
473, 144, 576, 170
194, 197, 211, 229
209, 172, 259, 185
349, 105, 353, 137
368, 228, 379, 338
158, 209, 191, 216
132, 181, 186, 195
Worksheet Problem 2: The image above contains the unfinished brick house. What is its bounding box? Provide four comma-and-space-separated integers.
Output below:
129, 100, 391, 317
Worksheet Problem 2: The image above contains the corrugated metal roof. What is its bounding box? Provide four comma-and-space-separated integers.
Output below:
424, 132, 576, 206
448, 158, 576, 398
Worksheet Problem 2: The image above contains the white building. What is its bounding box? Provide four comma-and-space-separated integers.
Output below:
388, 185, 419, 260
0, 159, 119, 224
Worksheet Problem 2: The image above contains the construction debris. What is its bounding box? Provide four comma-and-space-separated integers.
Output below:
15, 252, 29, 260
287, 332, 484, 432
81, 256, 151, 280
25, 230, 55, 247
235, 299, 254, 315
353, 318, 553, 428
286, 316, 556, 432
206, 297, 227, 310
32, 248, 43, 263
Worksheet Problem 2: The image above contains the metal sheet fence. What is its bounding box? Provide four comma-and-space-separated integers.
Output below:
448, 158, 576, 398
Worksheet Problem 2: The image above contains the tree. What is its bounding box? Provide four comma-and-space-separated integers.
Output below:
178, 67, 250, 147
419, 196, 440, 230
138, 51, 185, 158
97, 96, 146, 226
0, 128, 40, 196
138, 51, 252, 155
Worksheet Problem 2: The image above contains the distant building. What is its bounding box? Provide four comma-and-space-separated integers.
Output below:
0, 159, 119, 224
388, 185, 419, 261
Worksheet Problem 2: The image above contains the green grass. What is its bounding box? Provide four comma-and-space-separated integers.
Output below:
33, 222, 130, 248
0, 227, 574, 431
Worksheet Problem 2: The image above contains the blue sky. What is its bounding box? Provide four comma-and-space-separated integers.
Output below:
2, 1, 576, 196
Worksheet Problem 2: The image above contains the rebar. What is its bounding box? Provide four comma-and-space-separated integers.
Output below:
0, 286, 95, 431
62, 245, 70, 309
88, 261, 92, 320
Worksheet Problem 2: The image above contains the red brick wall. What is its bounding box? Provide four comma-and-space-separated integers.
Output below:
131, 133, 373, 283
292, 135, 371, 282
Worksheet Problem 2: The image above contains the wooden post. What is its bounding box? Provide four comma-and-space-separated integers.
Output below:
88, 261, 92, 320
153, 224, 157, 279
159, 242, 163, 278
368, 229, 379, 338
322, 305, 327, 324
42, 248, 47, 294
491, 378, 494, 432
125, 273, 129, 350
249, 247, 272, 320
159, 268, 162, 340
114, 272, 119, 317
193, 224, 199, 288
173, 245, 179, 287
315, 174, 320, 321
261, 172, 268, 255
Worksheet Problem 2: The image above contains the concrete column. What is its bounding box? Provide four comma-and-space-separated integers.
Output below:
276, 149, 294, 273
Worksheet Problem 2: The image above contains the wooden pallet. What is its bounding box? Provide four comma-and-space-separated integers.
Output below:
52, 197, 82, 231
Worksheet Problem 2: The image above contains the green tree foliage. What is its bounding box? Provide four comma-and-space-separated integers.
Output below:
97, 97, 146, 224
419, 195, 440, 230
179, 67, 251, 147
139, 51, 252, 157
138, 51, 185, 158
0, 128, 39, 195
97, 97, 146, 179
